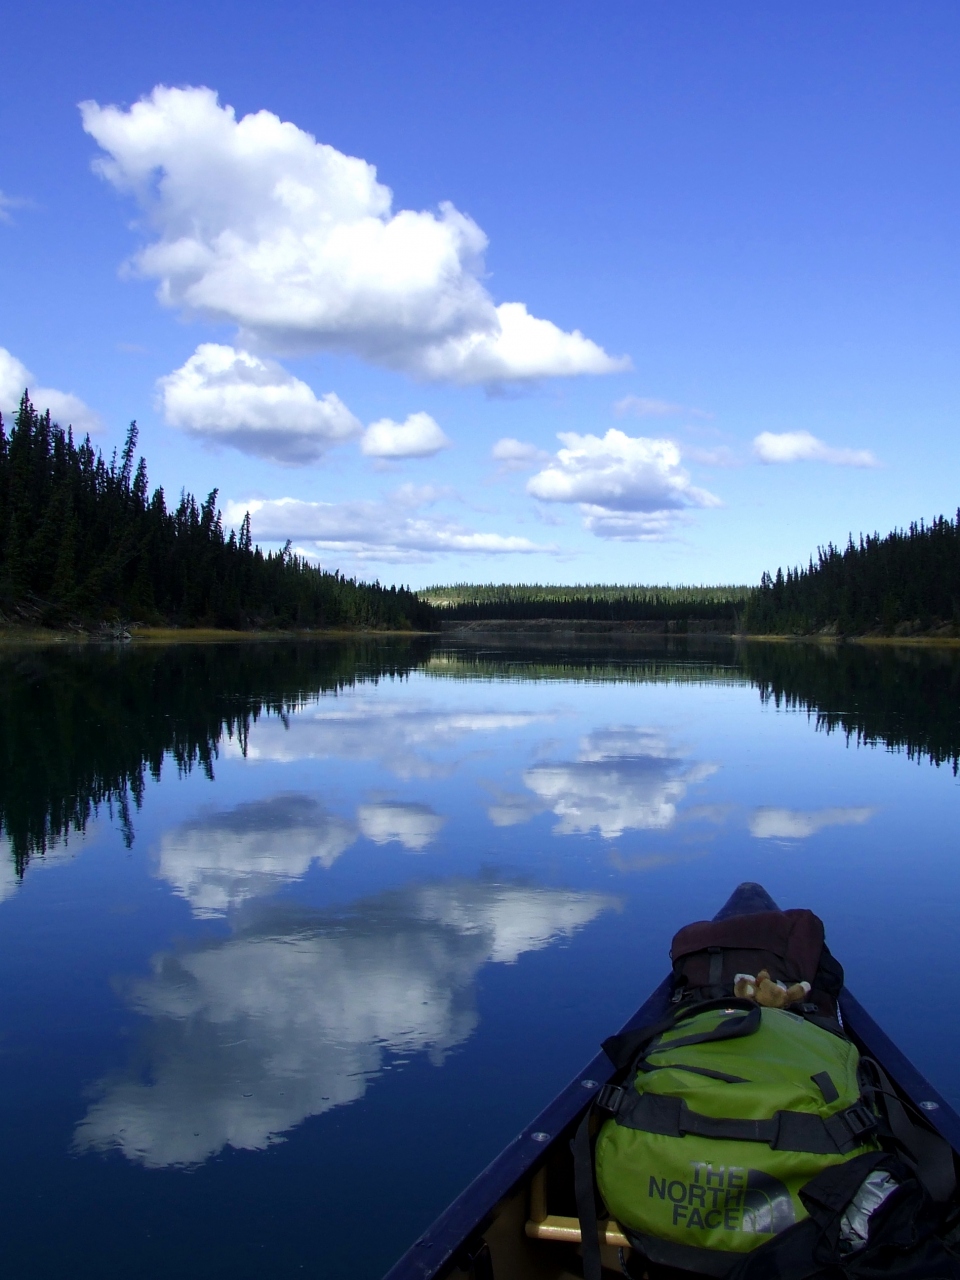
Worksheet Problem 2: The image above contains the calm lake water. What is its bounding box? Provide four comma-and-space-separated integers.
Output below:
2, 637, 960, 1278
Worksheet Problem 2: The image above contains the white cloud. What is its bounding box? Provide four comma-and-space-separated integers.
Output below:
523, 727, 717, 839
361, 411, 449, 459
749, 806, 875, 840
357, 800, 445, 851
753, 431, 879, 467
158, 343, 361, 464
0, 190, 29, 224
526, 429, 720, 541
0, 346, 100, 433
577, 508, 685, 540
157, 794, 357, 917
413, 301, 627, 385
491, 436, 550, 473
81, 85, 628, 386
223, 493, 553, 563
227, 697, 552, 780
73, 879, 613, 1167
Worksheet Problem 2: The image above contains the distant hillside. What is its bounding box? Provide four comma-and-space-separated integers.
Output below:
744, 513, 960, 636
422, 582, 750, 623
0, 393, 432, 632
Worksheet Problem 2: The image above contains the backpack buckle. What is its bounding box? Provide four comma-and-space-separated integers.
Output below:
596, 1084, 625, 1115
843, 1104, 876, 1140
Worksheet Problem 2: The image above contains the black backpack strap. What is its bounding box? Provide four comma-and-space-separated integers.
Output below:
728, 1152, 960, 1280
610, 1090, 877, 1155
573, 1106, 602, 1280
861, 1057, 957, 1203
576, 1000, 756, 1279
725, 1154, 887, 1280
602, 998, 761, 1071
634, 1059, 750, 1083
706, 945, 724, 998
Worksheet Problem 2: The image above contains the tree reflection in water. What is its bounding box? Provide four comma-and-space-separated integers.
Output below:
0, 638, 429, 874
4, 636, 960, 882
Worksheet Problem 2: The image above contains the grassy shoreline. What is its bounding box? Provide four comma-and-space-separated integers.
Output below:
0, 624, 435, 646
740, 632, 960, 648
3, 621, 960, 649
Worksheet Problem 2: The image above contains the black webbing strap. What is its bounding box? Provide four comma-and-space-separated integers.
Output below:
573, 1107, 602, 1280
612, 1090, 877, 1155
726, 1151, 960, 1280
603, 998, 761, 1072
862, 1057, 956, 1203
634, 1059, 750, 1084
707, 946, 723, 997
810, 1070, 839, 1104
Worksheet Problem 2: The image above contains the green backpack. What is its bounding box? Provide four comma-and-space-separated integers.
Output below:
577, 998, 881, 1277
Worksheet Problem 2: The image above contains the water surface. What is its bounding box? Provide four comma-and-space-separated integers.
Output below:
2, 637, 959, 1278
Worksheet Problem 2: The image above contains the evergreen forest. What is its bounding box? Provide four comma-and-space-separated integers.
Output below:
0, 394, 433, 631
4, 389, 959, 640
423, 582, 748, 623
744, 514, 960, 635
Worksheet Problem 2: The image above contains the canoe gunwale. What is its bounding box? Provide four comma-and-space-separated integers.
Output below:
381, 974, 675, 1280
839, 988, 960, 1153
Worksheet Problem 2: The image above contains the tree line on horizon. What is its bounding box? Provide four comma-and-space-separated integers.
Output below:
743, 514, 960, 635
423, 581, 749, 623
0, 394, 433, 631
4, 391, 957, 638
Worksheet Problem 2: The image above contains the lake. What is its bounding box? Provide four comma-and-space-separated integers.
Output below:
2, 636, 960, 1278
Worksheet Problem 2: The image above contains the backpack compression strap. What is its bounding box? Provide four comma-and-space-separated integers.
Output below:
602, 998, 761, 1072
573, 1108, 604, 1280
600, 1088, 877, 1155
576, 999, 762, 1280
860, 1057, 957, 1203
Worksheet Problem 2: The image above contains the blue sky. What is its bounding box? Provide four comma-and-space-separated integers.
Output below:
1, 1, 958, 587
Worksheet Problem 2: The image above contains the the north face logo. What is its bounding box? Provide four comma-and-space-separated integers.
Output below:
742, 1170, 796, 1233
648, 1163, 796, 1235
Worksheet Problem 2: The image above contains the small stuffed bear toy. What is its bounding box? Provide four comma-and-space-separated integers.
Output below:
734, 969, 811, 1008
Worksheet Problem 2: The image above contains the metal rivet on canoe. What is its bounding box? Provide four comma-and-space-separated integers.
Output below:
920, 1100, 940, 1111
531, 1131, 550, 1142
581, 1079, 598, 1089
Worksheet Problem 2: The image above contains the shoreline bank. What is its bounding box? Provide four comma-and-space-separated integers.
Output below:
3, 619, 960, 649
0, 625, 434, 646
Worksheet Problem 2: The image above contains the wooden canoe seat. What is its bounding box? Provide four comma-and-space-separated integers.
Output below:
525, 1166, 630, 1248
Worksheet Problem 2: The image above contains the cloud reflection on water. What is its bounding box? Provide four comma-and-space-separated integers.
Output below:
357, 800, 446, 851
486, 791, 548, 828
520, 727, 717, 839
157, 791, 449, 917
749, 806, 875, 839
229, 700, 551, 778
0, 835, 84, 903
73, 878, 614, 1168
157, 795, 358, 917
